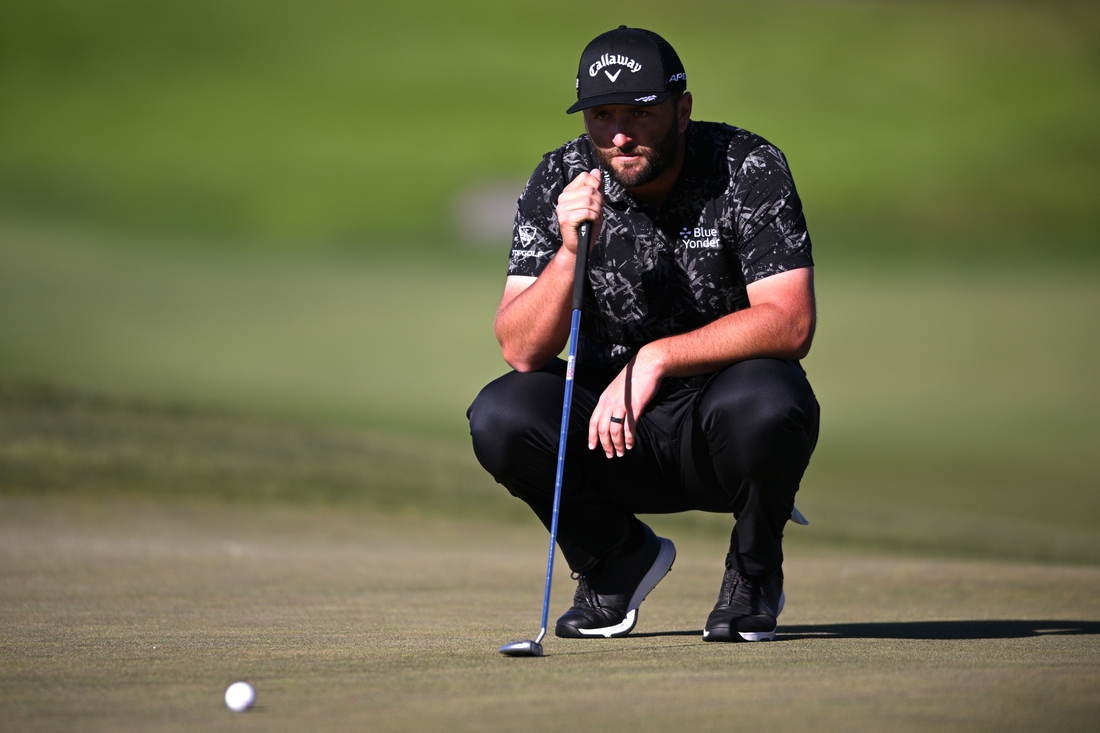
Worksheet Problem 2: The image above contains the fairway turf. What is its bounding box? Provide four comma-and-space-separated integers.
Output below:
2, 494, 1099, 732
2, 229, 1098, 564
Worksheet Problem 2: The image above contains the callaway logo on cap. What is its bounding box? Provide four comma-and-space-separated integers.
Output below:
567, 26, 687, 114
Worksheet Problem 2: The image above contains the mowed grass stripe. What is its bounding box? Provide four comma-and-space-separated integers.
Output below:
3, 375, 1099, 566
0, 227, 509, 438
0, 381, 515, 520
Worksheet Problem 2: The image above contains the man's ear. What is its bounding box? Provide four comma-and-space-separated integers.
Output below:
678, 92, 693, 132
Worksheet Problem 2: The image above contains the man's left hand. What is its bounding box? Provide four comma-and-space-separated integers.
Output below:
588, 349, 663, 458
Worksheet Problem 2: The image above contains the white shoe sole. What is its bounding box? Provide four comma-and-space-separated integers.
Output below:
738, 629, 776, 641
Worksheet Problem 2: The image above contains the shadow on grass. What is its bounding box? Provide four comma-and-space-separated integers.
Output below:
629, 620, 1100, 641
777, 620, 1100, 640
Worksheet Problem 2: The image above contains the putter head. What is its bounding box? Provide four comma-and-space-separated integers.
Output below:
499, 639, 543, 657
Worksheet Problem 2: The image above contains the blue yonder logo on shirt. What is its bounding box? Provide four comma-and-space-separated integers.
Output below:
678, 227, 721, 250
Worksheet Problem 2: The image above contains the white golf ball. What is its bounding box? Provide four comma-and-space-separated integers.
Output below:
224, 681, 255, 712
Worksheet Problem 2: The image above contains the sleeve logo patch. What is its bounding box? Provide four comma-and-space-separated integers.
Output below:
517, 225, 539, 248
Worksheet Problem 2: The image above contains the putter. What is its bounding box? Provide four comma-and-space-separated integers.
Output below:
499, 220, 592, 658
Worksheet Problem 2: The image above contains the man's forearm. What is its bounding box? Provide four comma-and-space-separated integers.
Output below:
640, 268, 816, 379
496, 168, 602, 372
641, 304, 812, 379
493, 249, 579, 372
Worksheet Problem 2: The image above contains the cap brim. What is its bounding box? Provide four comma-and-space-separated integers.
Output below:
566, 90, 671, 114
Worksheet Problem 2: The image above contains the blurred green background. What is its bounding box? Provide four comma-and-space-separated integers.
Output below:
3, 0, 1098, 258
1, 0, 1098, 563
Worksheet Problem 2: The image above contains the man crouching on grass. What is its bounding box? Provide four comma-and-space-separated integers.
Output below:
468, 26, 819, 642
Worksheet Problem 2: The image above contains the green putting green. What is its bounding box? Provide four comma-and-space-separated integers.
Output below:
1, 493, 1098, 732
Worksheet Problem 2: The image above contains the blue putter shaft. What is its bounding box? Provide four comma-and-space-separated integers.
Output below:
535, 220, 591, 645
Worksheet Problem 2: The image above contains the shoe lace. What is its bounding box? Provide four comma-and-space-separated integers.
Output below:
720, 556, 764, 612
571, 572, 601, 609
729, 574, 761, 609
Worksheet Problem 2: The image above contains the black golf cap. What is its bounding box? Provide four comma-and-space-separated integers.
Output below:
566, 26, 687, 114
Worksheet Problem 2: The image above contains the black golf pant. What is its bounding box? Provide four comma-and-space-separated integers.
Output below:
468, 358, 819, 578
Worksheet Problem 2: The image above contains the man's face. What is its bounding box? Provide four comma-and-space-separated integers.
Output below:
582, 97, 685, 189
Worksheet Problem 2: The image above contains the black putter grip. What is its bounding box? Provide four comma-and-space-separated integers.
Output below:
571, 221, 591, 312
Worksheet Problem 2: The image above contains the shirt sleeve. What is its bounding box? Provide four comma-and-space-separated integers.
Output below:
730, 144, 814, 284
508, 153, 565, 278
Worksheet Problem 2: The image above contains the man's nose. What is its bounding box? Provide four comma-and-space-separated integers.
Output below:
612, 132, 633, 149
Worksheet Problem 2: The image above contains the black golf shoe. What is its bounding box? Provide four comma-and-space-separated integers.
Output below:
702, 554, 785, 642
555, 525, 676, 638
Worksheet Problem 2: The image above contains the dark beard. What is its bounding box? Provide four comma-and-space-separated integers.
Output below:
597, 114, 680, 189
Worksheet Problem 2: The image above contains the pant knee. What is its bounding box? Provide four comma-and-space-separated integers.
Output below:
698, 360, 818, 464
707, 360, 808, 421
468, 371, 561, 479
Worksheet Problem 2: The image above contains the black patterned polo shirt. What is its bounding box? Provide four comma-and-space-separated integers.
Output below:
509, 120, 814, 376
